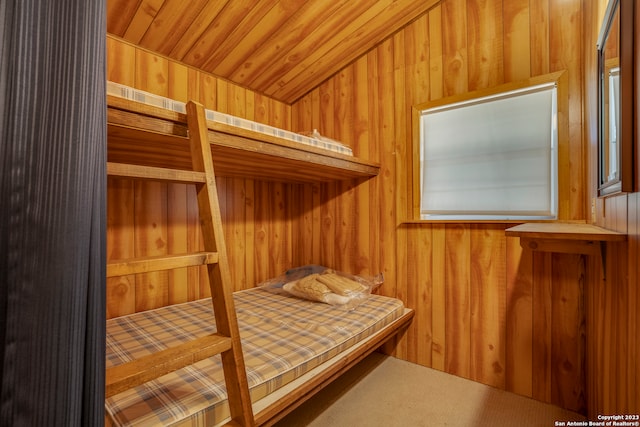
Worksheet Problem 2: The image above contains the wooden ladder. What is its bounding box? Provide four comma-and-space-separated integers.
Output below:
105, 101, 255, 426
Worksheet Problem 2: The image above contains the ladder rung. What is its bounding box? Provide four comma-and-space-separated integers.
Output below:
107, 162, 207, 183
105, 333, 232, 397
107, 251, 219, 277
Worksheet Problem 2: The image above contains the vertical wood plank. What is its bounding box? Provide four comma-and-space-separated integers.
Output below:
134, 180, 169, 311
270, 182, 291, 277
319, 79, 336, 268
585, 248, 600, 418
134, 49, 169, 96
167, 183, 188, 304
186, 184, 206, 300
445, 224, 471, 379
466, 0, 504, 91
227, 178, 248, 290
133, 46, 171, 310
532, 251, 552, 403
550, 0, 584, 220
166, 51, 189, 302
353, 55, 370, 158
428, 5, 444, 101
106, 36, 136, 85
503, 0, 531, 81
168, 61, 188, 102
243, 179, 255, 289
469, 224, 506, 388
530, 0, 550, 76
106, 178, 136, 318
377, 37, 398, 299
392, 30, 407, 362
442, 0, 468, 96
353, 58, 372, 276
403, 16, 430, 225
311, 184, 321, 265
505, 235, 533, 397
292, 184, 311, 266
407, 224, 433, 367
334, 67, 357, 274
403, 14, 430, 107
254, 181, 271, 284
335, 181, 357, 273
198, 72, 217, 110
366, 49, 381, 274
319, 182, 336, 269
431, 224, 446, 371
550, 254, 586, 413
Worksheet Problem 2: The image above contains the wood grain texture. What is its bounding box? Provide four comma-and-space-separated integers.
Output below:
550, 254, 586, 413
444, 224, 471, 379
585, 0, 640, 418
466, 0, 504, 91
134, 180, 169, 312
505, 234, 533, 397
503, 0, 531, 81
106, 177, 136, 317
371, 0, 588, 407
106, 37, 308, 310
107, 0, 440, 103
469, 224, 506, 388
104, 0, 640, 416
532, 251, 553, 403
442, 0, 468, 97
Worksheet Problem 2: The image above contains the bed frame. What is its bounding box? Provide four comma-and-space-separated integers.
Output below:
251, 307, 414, 426
105, 87, 413, 426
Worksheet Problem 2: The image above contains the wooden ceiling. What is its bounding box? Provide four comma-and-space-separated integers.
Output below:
106, 0, 440, 104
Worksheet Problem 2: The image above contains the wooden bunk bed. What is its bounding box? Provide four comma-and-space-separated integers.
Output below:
105, 86, 414, 426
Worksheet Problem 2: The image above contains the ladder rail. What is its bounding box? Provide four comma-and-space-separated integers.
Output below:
106, 251, 219, 277
105, 333, 232, 398
186, 101, 255, 426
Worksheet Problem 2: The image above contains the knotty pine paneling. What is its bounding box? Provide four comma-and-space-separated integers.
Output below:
291, 0, 588, 413
583, 0, 640, 419
106, 36, 305, 316
105, 0, 640, 416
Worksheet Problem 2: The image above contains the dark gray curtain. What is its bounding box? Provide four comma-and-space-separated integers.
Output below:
0, 0, 106, 426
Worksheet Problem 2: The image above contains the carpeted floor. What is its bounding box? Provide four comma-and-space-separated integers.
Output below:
274, 352, 586, 427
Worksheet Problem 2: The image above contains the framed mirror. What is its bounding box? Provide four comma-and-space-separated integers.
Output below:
597, 0, 634, 197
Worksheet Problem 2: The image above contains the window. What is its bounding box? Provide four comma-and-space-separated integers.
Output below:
606, 66, 620, 181
417, 80, 559, 221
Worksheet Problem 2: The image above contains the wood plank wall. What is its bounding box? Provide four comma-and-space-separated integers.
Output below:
105, 36, 305, 316
291, 0, 590, 415
584, 0, 640, 419
105, 0, 639, 417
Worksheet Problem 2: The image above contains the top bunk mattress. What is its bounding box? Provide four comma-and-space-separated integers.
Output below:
105, 286, 405, 426
107, 81, 353, 156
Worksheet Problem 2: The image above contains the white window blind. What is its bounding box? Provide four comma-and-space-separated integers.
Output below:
420, 83, 558, 220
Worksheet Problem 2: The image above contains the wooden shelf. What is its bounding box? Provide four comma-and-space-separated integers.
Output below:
505, 222, 626, 255
107, 95, 380, 183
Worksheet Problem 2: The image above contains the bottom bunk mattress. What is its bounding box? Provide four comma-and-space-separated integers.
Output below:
105, 286, 405, 426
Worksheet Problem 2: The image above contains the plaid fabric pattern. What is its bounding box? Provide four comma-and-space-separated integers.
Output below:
106, 81, 354, 156
105, 288, 404, 426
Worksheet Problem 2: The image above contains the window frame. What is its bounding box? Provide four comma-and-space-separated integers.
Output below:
409, 71, 569, 222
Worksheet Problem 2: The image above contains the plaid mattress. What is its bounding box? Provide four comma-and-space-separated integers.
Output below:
105, 287, 404, 426
106, 81, 353, 156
